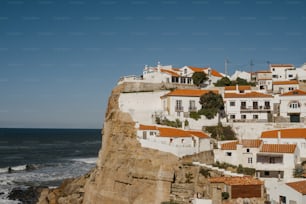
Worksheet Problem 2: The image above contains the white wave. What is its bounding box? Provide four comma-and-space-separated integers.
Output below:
11, 165, 27, 171
71, 157, 97, 164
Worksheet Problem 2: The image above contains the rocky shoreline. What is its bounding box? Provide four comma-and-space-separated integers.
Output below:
8, 186, 46, 204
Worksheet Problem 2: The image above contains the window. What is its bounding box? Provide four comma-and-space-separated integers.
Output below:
184, 69, 187, 74
289, 87, 294, 91
230, 101, 235, 106
226, 152, 232, 156
264, 171, 270, 176
248, 157, 252, 163
176, 100, 183, 112
264, 101, 270, 109
230, 115, 235, 119
253, 115, 258, 119
150, 131, 154, 136
272, 74, 277, 78
246, 148, 250, 153
272, 68, 275, 71
289, 102, 300, 109
241, 115, 246, 119
181, 77, 186, 83
288, 74, 293, 78
253, 101, 258, 109
241, 101, 246, 109
189, 100, 196, 111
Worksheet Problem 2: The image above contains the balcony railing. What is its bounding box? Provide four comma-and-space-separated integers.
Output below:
175, 106, 184, 112
188, 106, 197, 112
240, 106, 271, 112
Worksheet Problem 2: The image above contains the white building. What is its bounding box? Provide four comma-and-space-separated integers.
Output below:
296, 63, 306, 82
272, 80, 299, 94
214, 139, 262, 168
279, 89, 306, 122
254, 70, 273, 92
270, 64, 297, 81
256, 143, 299, 180
230, 70, 251, 82
179, 66, 223, 86
261, 128, 306, 160
136, 124, 212, 157
224, 91, 274, 122
160, 89, 218, 117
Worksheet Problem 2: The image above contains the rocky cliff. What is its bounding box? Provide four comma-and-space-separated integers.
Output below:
38, 82, 214, 204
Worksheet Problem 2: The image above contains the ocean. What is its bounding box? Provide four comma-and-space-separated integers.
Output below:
0, 128, 102, 204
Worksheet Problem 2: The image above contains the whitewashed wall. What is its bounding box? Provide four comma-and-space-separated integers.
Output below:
119, 91, 168, 124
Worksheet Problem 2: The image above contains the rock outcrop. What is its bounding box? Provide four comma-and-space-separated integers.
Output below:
38, 82, 214, 204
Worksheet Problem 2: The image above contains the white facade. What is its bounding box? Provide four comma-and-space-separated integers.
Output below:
214, 140, 261, 168
270, 64, 297, 81
119, 91, 167, 124
224, 91, 274, 122
230, 70, 251, 82
272, 81, 299, 94
265, 179, 306, 204
136, 124, 212, 157
279, 89, 306, 122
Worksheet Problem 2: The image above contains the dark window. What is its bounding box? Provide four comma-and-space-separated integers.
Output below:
230, 101, 235, 106
246, 148, 250, 153
226, 152, 232, 156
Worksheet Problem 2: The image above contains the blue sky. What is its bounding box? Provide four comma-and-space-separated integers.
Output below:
0, 0, 306, 128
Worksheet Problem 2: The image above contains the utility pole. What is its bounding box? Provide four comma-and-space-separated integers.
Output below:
250, 59, 254, 73
225, 58, 229, 76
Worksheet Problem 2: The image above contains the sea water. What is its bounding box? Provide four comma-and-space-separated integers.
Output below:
0, 128, 101, 203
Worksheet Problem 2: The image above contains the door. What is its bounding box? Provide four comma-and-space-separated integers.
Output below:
290, 114, 300, 122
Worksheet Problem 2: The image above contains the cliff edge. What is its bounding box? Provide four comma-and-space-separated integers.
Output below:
38, 83, 185, 204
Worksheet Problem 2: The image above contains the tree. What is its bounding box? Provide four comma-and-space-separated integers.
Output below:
192, 72, 208, 87
199, 91, 224, 119
214, 77, 231, 87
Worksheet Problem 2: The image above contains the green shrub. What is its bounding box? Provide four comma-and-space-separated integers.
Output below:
199, 168, 210, 178
190, 112, 201, 120
222, 192, 229, 200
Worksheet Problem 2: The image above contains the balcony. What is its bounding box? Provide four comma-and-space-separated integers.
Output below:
240, 106, 271, 112
175, 106, 184, 112
287, 107, 301, 114
188, 106, 197, 112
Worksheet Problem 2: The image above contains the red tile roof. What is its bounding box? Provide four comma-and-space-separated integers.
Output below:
205, 68, 223, 77
161, 89, 218, 98
224, 92, 273, 98
273, 80, 298, 85
187, 66, 206, 72
209, 176, 263, 185
221, 141, 238, 150
241, 139, 262, 148
261, 128, 306, 139
224, 85, 251, 91
221, 139, 262, 150
260, 144, 296, 153
160, 68, 180, 77
281, 89, 306, 96
286, 180, 306, 195
270, 64, 294, 68
139, 124, 209, 138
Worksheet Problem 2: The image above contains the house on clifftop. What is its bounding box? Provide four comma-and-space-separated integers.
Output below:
136, 124, 212, 157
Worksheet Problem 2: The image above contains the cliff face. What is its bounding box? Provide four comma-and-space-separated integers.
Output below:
38, 82, 214, 204
82, 84, 179, 204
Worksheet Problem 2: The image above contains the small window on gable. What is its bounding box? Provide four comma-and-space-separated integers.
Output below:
184, 69, 187, 74
226, 152, 232, 156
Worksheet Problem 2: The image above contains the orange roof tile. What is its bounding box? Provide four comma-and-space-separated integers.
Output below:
260, 144, 296, 153
221, 140, 262, 150
261, 128, 306, 139
139, 124, 157, 131
187, 66, 205, 72
139, 124, 209, 138
281, 89, 306, 96
273, 80, 298, 85
270, 64, 294, 68
221, 141, 238, 150
224, 92, 273, 98
160, 68, 180, 77
286, 180, 306, 195
161, 89, 218, 98
209, 176, 263, 186
187, 130, 209, 138
241, 139, 262, 148
205, 68, 223, 77
224, 85, 251, 91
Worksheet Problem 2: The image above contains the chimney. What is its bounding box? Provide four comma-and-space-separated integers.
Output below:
277, 130, 281, 144
236, 84, 239, 93
157, 61, 161, 73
